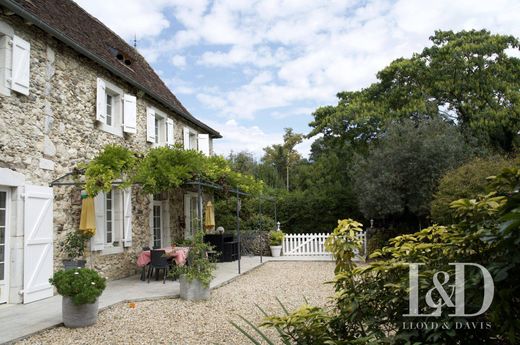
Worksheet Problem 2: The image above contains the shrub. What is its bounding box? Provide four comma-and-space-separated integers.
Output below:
49, 268, 106, 305
431, 155, 513, 224
61, 231, 88, 260
268, 230, 284, 246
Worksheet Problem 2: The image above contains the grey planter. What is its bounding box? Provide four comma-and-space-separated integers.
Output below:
179, 275, 210, 301
63, 260, 86, 270
62, 296, 99, 328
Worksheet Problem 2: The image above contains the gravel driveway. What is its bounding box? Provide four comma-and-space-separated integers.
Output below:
17, 261, 335, 345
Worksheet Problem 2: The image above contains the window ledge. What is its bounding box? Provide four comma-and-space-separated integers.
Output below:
99, 123, 123, 137
100, 246, 124, 256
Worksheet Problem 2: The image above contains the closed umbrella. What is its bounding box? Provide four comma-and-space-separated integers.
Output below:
204, 201, 215, 232
79, 192, 96, 238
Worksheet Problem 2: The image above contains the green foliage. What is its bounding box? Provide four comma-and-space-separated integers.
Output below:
247, 163, 520, 344
169, 231, 216, 287
243, 213, 276, 232
49, 268, 106, 305
309, 30, 520, 152
268, 230, 284, 246
351, 118, 468, 225
83, 144, 137, 196
61, 231, 88, 259
82, 145, 264, 197
431, 156, 513, 224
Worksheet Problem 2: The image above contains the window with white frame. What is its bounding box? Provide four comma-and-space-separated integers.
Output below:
146, 107, 174, 147
92, 187, 133, 253
183, 127, 210, 156
96, 78, 136, 136
0, 20, 30, 96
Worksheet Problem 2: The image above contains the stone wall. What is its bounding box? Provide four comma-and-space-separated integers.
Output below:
0, 12, 215, 281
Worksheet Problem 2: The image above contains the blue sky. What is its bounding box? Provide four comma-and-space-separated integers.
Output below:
76, 0, 520, 158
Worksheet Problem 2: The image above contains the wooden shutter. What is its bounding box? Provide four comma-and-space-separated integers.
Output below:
183, 127, 190, 150
123, 94, 137, 134
23, 185, 53, 303
198, 134, 210, 156
96, 78, 107, 124
166, 118, 174, 147
122, 188, 132, 248
146, 107, 156, 143
91, 193, 105, 251
11, 35, 30, 95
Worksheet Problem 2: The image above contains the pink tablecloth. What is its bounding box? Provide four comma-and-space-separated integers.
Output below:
137, 246, 189, 267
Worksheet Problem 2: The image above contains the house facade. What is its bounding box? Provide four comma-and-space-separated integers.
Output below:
0, 0, 221, 304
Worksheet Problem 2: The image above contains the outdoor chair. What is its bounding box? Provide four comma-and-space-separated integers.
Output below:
147, 249, 170, 284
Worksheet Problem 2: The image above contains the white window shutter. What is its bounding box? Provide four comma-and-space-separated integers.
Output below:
23, 185, 53, 303
166, 118, 174, 147
123, 94, 137, 134
146, 107, 156, 143
11, 35, 30, 95
96, 78, 107, 124
91, 193, 105, 251
123, 188, 132, 248
183, 127, 190, 150
198, 134, 210, 156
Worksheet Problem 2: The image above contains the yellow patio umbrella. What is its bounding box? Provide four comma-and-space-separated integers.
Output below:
204, 201, 215, 232
79, 192, 96, 238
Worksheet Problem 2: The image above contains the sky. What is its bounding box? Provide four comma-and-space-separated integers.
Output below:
75, 0, 520, 158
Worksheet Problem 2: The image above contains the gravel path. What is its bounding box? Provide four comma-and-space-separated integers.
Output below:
17, 262, 335, 345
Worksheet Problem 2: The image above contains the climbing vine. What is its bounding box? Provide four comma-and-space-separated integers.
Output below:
81, 144, 264, 196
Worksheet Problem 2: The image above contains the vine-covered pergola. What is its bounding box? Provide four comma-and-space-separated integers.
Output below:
50, 144, 277, 274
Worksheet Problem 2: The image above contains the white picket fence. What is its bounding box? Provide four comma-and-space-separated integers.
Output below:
282, 232, 366, 257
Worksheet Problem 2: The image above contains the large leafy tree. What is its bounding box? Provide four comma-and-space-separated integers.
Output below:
310, 30, 520, 152
351, 118, 468, 228
262, 128, 304, 191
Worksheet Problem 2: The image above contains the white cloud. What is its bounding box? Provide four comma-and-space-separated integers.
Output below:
171, 55, 187, 68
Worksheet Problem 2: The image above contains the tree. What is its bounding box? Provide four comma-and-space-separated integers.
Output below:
309, 30, 520, 152
351, 118, 468, 229
262, 128, 304, 191
431, 155, 514, 224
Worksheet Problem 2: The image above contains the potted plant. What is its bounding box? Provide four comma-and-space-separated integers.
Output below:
170, 231, 216, 301
49, 268, 106, 328
269, 230, 284, 257
62, 231, 88, 269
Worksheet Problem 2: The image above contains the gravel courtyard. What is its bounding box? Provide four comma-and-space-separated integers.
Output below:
17, 261, 335, 345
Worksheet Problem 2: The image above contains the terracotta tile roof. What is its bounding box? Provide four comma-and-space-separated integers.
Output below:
1, 0, 221, 138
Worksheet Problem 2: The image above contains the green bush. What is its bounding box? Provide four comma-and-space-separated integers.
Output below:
169, 231, 216, 287
268, 230, 284, 246
61, 231, 88, 260
49, 268, 106, 305
247, 164, 520, 344
431, 155, 513, 224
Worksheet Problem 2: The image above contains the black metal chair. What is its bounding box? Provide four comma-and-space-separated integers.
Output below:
147, 249, 169, 284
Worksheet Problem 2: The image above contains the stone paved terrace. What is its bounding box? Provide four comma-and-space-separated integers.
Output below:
0, 255, 333, 344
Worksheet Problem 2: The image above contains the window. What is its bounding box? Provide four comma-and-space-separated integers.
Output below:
183, 127, 210, 156
152, 204, 161, 248
146, 107, 174, 147
96, 78, 136, 136
92, 188, 133, 253
0, 21, 30, 96
0, 190, 7, 282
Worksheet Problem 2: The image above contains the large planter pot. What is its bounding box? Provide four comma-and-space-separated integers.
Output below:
270, 245, 282, 257
63, 259, 86, 270
179, 275, 210, 301
62, 296, 99, 328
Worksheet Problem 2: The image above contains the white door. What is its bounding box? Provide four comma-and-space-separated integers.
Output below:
23, 185, 54, 304
0, 188, 9, 304
152, 202, 162, 248
184, 194, 199, 239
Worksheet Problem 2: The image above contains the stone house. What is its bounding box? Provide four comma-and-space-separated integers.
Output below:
0, 0, 221, 304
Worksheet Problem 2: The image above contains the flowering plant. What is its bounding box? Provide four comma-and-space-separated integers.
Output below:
49, 268, 106, 305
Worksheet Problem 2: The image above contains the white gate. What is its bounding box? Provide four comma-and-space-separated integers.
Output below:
23, 185, 54, 303
283, 232, 367, 257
